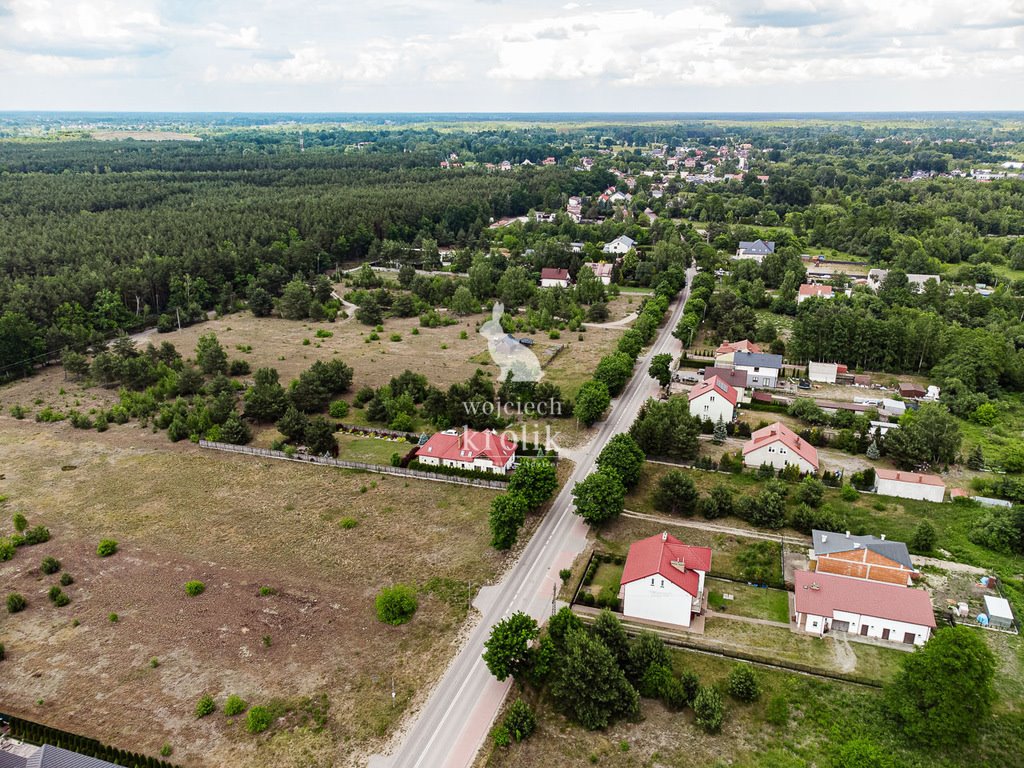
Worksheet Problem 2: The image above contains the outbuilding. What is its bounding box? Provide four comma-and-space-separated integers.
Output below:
984, 595, 1014, 630
874, 468, 945, 503
808, 361, 839, 384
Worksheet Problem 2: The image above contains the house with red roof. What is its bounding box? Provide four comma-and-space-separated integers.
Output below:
793, 570, 935, 645
743, 421, 819, 474
583, 262, 614, 285
797, 284, 834, 304
620, 532, 712, 628
874, 468, 945, 503
414, 429, 517, 475
539, 267, 571, 289
714, 339, 761, 366
687, 375, 737, 424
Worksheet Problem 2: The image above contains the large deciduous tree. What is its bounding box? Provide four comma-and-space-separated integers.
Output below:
483, 612, 539, 682
572, 469, 626, 525
596, 433, 646, 488
550, 627, 639, 730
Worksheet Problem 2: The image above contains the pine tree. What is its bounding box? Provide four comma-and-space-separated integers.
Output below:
967, 444, 985, 470
866, 440, 881, 460
712, 417, 727, 445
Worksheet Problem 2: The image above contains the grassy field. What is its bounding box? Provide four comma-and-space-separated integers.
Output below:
336, 433, 412, 465
707, 578, 790, 623
480, 641, 1024, 768
0, 420, 506, 768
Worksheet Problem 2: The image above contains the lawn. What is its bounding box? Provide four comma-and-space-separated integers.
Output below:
0, 421, 505, 768
707, 578, 790, 623
336, 433, 412, 465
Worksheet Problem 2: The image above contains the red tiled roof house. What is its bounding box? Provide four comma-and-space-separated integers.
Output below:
793, 570, 935, 645
539, 267, 571, 288
742, 421, 819, 474
620, 532, 712, 628
414, 429, 517, 475
874, 468, 945, 503
687, 375, 737, 423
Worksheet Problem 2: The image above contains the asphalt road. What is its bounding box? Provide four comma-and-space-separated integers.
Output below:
371, 267, 696, 768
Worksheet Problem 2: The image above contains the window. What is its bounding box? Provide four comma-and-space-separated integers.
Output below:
660, 579, 664, 588
651, 578, 655, 586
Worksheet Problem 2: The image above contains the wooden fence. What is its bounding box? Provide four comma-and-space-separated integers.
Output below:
197, 440, 508, 489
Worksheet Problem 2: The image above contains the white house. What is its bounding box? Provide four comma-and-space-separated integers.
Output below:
797, 284, 834, 304
415, 429, 517, 475
743, 421, 819, 474
867, 269, 941, 293
620, 532, 712, 628
702, 366, 749, 403
583, 262, 614, 285
539, 267, 571, 289
874, 468, 945, 503
793, 570, 935, 646
734, 239, 775, 263
687, 376, 737, 423
602, 235, 636, 255
732, 351, 784, 388
808, 361, 839, 384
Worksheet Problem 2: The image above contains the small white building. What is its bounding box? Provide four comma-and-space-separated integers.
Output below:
874, 468, 945, 503
743, 421, 819, 474
602, 235, 636, 255
687, 376, 737, 423
733, 351, 784, 389
539, 267, 571, 289
793, 570, 935, 646
620, 532, 712, 628
984, 595, 1014, 630
808, 361, 839, 384
867, 269, 941, 293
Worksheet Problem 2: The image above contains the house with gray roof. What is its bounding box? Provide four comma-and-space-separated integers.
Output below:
732, 351, 784, 388
810, 529, 918, 586
734, 239, 775, 263
0, 743, 122, 768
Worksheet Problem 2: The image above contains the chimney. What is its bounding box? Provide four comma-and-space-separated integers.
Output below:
820, 534, 827, 543
662, 531, 668, 542
880, 534, 886, 541
845, 531, 851, 538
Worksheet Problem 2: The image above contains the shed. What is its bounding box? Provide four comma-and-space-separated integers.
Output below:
984, 595, 1014, 630
808, 361, 839, 384
899, 383, 927, 399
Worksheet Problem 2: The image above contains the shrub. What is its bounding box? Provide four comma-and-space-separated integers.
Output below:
727, 664, 761, 702
0, 643, 4, 661
6, 593, 27, 613
329, 400, 350, 419
195, 694, 216, 718
185, 580, 206, 597
246, 705, 273, 733
375, 584, 418, 625
559, 568, 572, 583
338, 517, 358, 529
693, 686, 724, 732
97, 539, 118, 557
839, 484, 859, 501
224, 694, 248, 716
259, 586, 276, 596
48, 585, 62, 602
108, 612, 119, 622
503, 698, 536, 742
40, 556, 61, 575
492, 725, 511, 748
0, 538, 14, 561
160, 744, 173, 758
12, 512, 28, 532
24, 526, 51, 545
54, 592, 71, 608
910, 521, 937, 554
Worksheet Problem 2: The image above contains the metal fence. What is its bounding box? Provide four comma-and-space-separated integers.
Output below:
197, 440, 508, 489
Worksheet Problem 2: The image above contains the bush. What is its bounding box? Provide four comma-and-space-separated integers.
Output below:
6, 593, 27, 613
492, 725, 511, 748
693, 686, 724, 732
23, 526, 50, 545
0, 538, 14, 561
185, 580, 206, 597
224, 694, 248, 716
97, 539, 118, 557
54, 592, 71, 607
48, 585, 62, 602
502, 698, 536, 742
375, 584, 418, 625
194, 694, 216, 718
727, 664, 761, 702
59, 572, 74, 586
108, 612, 119, 622
40, 556, 61, 575
329, 400, 350, 419
839, 484, 859, 501
338, 517, 358, 529
910, 521, 937, 554
159, 744, 173, 758
0, 643, 4, 661
12, 512, 28, 533
246, 705, 273, 733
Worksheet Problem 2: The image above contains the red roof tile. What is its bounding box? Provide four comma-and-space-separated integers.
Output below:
799, 284, 833, 297
743, 421, 819, 469
687, 375, 737, 406
875, 468, 944, 487
415, 429, 516, 467
715, 339, 761, 356
621, 532, 711, 597
794, 570, 935, 627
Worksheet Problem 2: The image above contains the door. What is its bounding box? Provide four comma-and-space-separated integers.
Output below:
860, 624, 868, 636
881, 628, 890, 641
832, 620, 850, 633
903, 632, 916, 645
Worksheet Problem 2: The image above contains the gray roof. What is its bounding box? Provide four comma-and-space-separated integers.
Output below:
26, 746, 120, 768
812, 529, 915, 570
732, 351, 784, 370
0, 752, 28, 768
737, 239, 775, 254
703, 366, 748, 388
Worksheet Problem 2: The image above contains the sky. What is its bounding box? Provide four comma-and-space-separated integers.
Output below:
0, 0, 1023, 113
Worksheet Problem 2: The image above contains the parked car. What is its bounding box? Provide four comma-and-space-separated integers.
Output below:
798, 379, 812, 390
